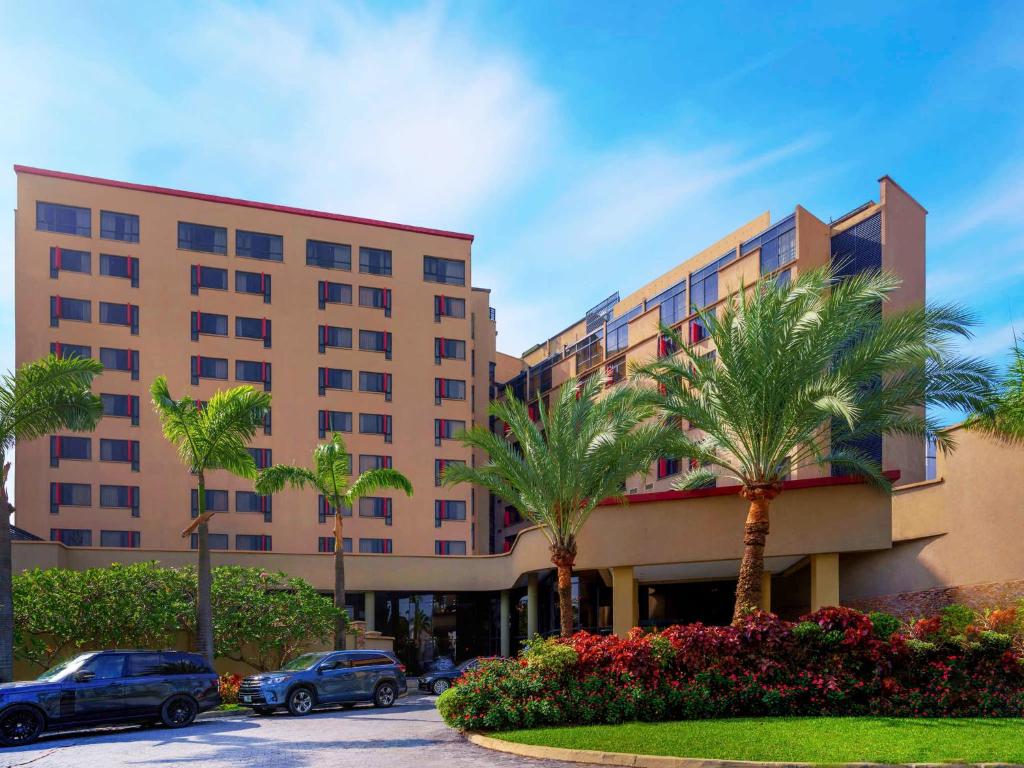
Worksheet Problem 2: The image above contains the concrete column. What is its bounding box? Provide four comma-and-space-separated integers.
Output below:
611, 565, 638, 637
364, 591, 376, 632
759, 572, 772, 613
526, 573, 539, 638
810, 553, 840, 611
499, 589, 511, 657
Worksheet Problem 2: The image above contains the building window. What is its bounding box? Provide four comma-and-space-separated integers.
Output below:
101, 393, 140, 425
359, 371, 392, 400
247, 448, 272, 470
759, 226, 796, 275
236, 270, 272, 303
236, 360, 271, 391
690, 315, 709, 344
235, 534, 272, 552
50, 296, 91, 326
423, 256, 465, 286
359, 413, 392, 442
434, 500, 466, 526
236, 230, 283, 262
50, 482, 91, 514
50, 528, 92, 547
358, 286, 392, 316
100, 530, 140, 548
359, 537, 392, 554
359, 247, 392, 276
37, 202, 91, 236
98, 302, 139, 334
435, 540, 466, 556
434, 418, 465, 445
434, 295, 465, 321
51, 342, 92, 360
359, 330, 392, 359
191, 265, 228, 294
318, 367, 352, 395
319, 537, 352, 553
179, 222, 227, 254
656, 333, 678, 358
606, 357, 626, 386
190, 489, 229, 517
318, 280, 352, 308
359, 497, 393, 524
97, 347, 139, 380
50, 435, 91, 466
605, 324, 628, 356
100, 485, 139, 516
306, 240, 351, 270
236, 316, 271, 347
318, 410, 352, 437
100, 438, 139, 470
99, 211, 139, 243
49, 247, 91, 277
690, 251, 735, 310
191, 356, 228, 383
190, 311, 229, 339
434, 458, 465, 486
318, 494, 352, 523
190, 532, 229, 550
658, 285, 688, 328
236, 491, 272, 522
434, 337, 466, 363
434, 378, 466, 404
99, 254, 139, 287
358, 454, 392, 472
656, 457, 681, 479
318, 325, 352, 353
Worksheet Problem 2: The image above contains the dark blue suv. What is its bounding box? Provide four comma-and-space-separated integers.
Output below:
0, 650, 221, 747
238, 650, 407, 715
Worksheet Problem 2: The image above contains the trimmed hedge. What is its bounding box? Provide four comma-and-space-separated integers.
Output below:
437, 606, 1024, 731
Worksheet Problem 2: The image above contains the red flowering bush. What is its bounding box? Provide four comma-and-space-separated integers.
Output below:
437, 607, 1024, 731
218, 673, 243, 705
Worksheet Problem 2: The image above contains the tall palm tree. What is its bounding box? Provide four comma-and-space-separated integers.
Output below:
151, 376, 271, 664
0, 354, 103, 682
255, 433, 412, 649
966, 334, 1024, 442
444, 373, 667, 637
632, 265, 994, 623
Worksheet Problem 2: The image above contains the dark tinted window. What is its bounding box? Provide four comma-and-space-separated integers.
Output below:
162, 652, 213, 674
307, 240, 351, 270
100, 253, 135, 279
236, 270, 267, 293
127, 652, 166, 677
423, 256, 465, 286
359, 247, 392, 275
82, 653, 126, 679
179, 222, 227, 254
195, 265, 228, 289
100, 211, 140, 242
237, 230, 283, 261
100, 347, 133, 371
37, 202, 90, 236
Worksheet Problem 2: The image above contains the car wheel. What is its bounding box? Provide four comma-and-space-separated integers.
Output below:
0, 705, 44, 747
160, 696, 198, 729
253, 707, 276, 716
431, 679, 451, 696
287, 687, 315, 716
374, 682, 396, 708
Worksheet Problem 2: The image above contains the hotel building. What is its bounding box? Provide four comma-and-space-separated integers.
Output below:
11, 168, 1024, 674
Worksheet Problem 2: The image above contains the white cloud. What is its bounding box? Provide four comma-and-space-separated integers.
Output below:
963, 319, 1024, 359
935, 162, 1024, 244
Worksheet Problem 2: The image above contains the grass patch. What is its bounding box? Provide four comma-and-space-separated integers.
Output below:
215, 703, 244, 712
495, 717, 1024, 764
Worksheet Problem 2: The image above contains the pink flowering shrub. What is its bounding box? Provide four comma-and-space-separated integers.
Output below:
437, 607, 1024, 731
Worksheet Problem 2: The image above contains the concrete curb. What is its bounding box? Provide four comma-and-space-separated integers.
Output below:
465, 732, 1018, 768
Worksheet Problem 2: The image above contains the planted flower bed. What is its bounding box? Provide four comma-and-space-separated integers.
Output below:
438, 605, 1024, 731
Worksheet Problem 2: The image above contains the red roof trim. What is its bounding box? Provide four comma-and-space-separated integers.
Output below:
598, 470, 901, 506
13, 165, 475, 242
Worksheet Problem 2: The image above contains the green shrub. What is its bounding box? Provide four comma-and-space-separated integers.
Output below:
905, 638, 937, 655
522, 636, 578, 677
979, 630, 1013, 652
869, 611, 902, 640
792, 621, 823, 643
940, 603, 976, 638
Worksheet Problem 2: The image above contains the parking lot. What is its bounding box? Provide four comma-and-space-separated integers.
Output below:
0, 692, 573, 768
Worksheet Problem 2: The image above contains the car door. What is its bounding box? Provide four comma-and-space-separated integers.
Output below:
316, 655, 356, 703
123, 653, 176, 717
63, 653, 128, 723
349, 652, 391, 698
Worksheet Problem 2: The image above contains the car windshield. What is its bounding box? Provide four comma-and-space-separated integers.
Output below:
37, 653, 94, 681
280, 653, 328, 671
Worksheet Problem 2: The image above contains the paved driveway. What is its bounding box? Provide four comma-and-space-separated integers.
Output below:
0, 693, 573, 768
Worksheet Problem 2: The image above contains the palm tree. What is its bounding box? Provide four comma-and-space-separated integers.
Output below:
0, 354, 103, 682
632, 265, 995, 623
965, 334, 1024, 442
151, 376, 271, 664
444, 373, 667, 637
255, 433, 412, 649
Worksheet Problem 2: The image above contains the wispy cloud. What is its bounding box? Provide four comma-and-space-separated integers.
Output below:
935, 162, 1024, 244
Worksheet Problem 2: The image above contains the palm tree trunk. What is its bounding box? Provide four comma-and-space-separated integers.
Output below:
195, 472, 215, 665
733, 485, 778, 623
550, 543, 577, 637
0, 458, 13, 683
333, 510, 346, 650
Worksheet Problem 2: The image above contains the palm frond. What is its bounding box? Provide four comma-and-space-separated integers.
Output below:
346, 468, 414, 504
255, 465, 320, 495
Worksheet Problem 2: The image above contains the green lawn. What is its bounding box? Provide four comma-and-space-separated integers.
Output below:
495, 717, 1024, 764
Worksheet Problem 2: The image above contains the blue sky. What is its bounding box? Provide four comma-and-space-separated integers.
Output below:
2, 1, 1023, 392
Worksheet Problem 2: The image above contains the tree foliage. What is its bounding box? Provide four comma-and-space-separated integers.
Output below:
966, 334, 1024, 443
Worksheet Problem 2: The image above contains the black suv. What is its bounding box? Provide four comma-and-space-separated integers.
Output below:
0, 650, 221, 747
